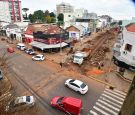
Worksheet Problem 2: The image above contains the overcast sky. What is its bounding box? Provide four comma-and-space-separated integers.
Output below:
22, 0, 135, 20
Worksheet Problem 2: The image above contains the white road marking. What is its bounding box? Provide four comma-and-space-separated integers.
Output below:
105, 88, 126, 98
100, 96, 121, 108
104, 90, 125, 101
93, 106, 110, 115
89, 110, 98, 115
102, 94, 123, 105
113, 89, 127, 96
98, 99, 120, 111
96, 102, 118, 115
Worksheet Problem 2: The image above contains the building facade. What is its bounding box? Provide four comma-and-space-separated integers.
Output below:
113, 23, 135, 71
0, 0, 22, 23
56, 2, 74, 15
0, 1, 11, 22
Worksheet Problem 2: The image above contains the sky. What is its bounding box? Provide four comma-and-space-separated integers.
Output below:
21, 0, 135, 20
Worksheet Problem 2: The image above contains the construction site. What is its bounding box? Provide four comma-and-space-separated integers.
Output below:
0, 29, 132, 115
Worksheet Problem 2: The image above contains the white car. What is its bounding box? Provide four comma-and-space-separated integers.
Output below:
5, 96, 35, 112
65, 79, 88, 94
17, 43, 26, 51
32, 54, 45, 61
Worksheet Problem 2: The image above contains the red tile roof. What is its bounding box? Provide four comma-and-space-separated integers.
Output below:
126, 23, 135, 32
25, 24, 65, 35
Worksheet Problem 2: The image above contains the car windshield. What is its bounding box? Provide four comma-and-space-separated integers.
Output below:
69, 79, 75, 83
81, 83, 86, 88
26, 96, 30, 102
57, 97, 64, 104
35, 56, 40, 58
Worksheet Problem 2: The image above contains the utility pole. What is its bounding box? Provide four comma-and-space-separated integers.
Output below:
119, 76, 135, 115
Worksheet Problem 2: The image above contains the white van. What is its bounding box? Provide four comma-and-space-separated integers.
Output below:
17, 43, 25, 51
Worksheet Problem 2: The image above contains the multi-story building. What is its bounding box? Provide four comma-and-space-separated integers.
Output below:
56, 2, 74, 15
0, 0, 22, 23
113, 23, 135, 71
0, 1, 11, 22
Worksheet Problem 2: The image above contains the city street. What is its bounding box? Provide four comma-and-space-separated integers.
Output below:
0, 41, 107, 115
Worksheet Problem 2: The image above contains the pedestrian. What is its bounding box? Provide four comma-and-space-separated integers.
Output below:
98, 62, 101, 70
60, 62, 63, 68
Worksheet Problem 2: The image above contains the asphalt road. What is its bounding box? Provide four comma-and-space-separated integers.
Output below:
0, 41, 106, 115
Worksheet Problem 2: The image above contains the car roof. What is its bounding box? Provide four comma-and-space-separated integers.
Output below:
36, 54, 43, 56
17, 43, 25, 46
14, 96, 26, 104
73, 80, 83, 86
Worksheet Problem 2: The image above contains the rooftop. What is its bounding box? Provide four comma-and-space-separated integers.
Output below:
126, 23, 135, 32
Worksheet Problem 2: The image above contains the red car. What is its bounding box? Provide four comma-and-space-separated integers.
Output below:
51, 96, 82, 115
7, 47, 15, 53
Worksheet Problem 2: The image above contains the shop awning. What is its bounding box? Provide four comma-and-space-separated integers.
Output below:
29, 41, 68, 50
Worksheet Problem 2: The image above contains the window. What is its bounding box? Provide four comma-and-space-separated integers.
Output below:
125, 44, 132, 52
81, 83, 86, 88
57, 97, 64, 104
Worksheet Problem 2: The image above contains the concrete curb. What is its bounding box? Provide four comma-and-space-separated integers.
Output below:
115, 71, 132, 83
87, 75, 115, 89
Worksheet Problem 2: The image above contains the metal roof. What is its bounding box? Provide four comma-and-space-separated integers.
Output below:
30, 41, 68, 50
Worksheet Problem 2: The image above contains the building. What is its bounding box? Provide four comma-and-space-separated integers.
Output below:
24, 23, 45, 43
29, 24, 69, 51
0, 1, 11, 22
66, 25, 80, 40
56, 2, 74, 15
0, 0, 22, 23
121, 17, 135, 27
113, 23, 135, 71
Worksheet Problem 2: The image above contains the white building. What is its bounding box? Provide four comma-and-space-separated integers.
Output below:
56, 2, 74, 15
113, 23, 135, 71
0, 1, 11, 22
0, 0, 22, 23
74, 8, 88, 18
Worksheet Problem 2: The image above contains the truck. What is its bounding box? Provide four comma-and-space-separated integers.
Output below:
73, 48, 91, 65
51, 96, 82, 115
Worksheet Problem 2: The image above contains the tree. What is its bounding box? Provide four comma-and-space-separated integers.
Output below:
44, 10, 50, 17
57, 13, 64, 24
32, 10, 45, 22
22, 8, 29, 20
118, 20, 122, 25
28, 14, 33, 23
50, 12, 56, 18
45, 15, 52, 23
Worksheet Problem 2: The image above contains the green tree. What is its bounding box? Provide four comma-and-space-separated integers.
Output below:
44, 10, 50, 17
32, 10, 45, 22
50, 12, 55, 17
57, 13, 64, 22
22, 8, 29, 20
45, 15, 52, 23
28, 14, 33, 23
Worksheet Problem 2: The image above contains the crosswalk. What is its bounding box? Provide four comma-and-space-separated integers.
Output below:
89, 88, 127, 115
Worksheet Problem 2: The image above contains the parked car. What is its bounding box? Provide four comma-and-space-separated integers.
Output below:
5, 96, 35, 112
7, 47, 15, 53
32, 54, 45, 61
25, 49, 35, 55
0, 70, 3, 80
65, 79, 88, 94
17, 43, 26, 51
51, 96, 82, 115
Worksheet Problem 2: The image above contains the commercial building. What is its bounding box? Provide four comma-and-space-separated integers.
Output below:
0, 0, 22, 23
56, 2, 74, 15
